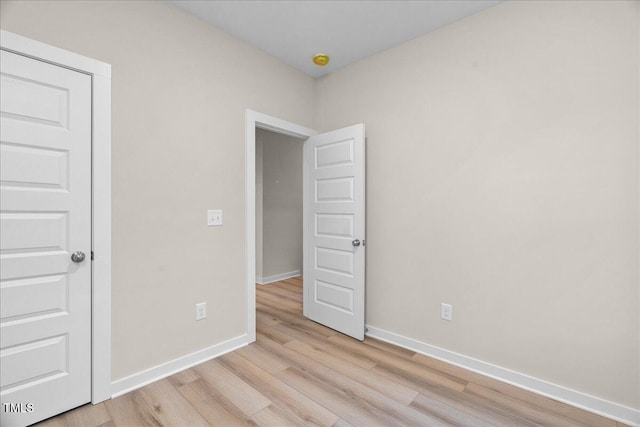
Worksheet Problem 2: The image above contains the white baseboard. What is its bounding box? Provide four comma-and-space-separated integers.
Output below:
365, 325, 640, 427
111, 334, 250, 398
256, 270, 301, 285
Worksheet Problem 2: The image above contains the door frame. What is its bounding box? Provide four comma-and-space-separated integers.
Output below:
0, 30, 112, 404
244, 110, 315, 341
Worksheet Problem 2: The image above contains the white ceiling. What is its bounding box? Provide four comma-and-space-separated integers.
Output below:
169, 1, 502, 78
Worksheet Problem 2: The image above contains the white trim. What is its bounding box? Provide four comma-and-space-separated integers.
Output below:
0, 30, 110, 77
111, 334, 249, 398
91, 73, 112, 404
256, 270, 301, 285
366, 325, 640, 427
0, 30, 112, 404
245, 110, 316, 343
302, 137, 310, 319
637, 4, 640, 418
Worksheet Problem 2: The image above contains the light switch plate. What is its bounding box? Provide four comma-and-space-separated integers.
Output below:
207, 209, 223, 226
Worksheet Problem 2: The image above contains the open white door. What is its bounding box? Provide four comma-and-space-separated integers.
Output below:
0, 50, 92, 426
304, 124, 365, 340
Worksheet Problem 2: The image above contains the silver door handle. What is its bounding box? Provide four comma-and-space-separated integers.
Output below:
71, 251, 86, 263
352, 239, 361, 247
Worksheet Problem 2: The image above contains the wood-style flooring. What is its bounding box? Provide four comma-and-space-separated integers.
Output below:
37, 277, 626, 427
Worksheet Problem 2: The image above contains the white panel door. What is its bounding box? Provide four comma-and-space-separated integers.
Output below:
304, 124, 365, 340
0, 50, 91, 427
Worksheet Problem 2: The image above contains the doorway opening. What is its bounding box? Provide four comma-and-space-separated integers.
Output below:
244, 110, 316, 342
245, 110, 366, 342
255, 129, 305, 286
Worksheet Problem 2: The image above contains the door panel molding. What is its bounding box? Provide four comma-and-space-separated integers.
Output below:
0, 30, 112, 405
305, 124, 365, 340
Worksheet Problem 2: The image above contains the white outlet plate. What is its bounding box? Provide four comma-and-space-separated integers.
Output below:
441, 303, 453, 321
207, 209, 223, 226
196, 302, 207, 320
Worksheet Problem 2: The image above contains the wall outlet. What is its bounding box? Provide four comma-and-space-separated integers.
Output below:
195, 302, 207, 320
441, 303, 453, 321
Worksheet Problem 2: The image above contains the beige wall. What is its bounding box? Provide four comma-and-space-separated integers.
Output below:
315, 0, 639, 408
256, 129, 303, 279
0, 0, 315, 380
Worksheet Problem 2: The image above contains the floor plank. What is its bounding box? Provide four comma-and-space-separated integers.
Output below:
410, 352, 617, 427
255, 332, 332, 378
257, 282, 302, 303
218, 351, 340, 426
177, 378, 254, 426
409, 392, 495, 427
255, 290, 301, 312
235, 342, 291, 375
35, 403, 112, 427
412, 385, 539, 427
256, 321, 295, 345
284, 339, 419, 405
192, 359, 271, 417
166, 367, 199, 389
276, 366, 408, 427
105, 379, 210, 427
364, 336, 417, 359
328, 333, 466, 392
251, 404, 305, 427
37, 278, 624, 427
255, 310, 282, 328
274, 323, 376, 369
464, 382, 585, 427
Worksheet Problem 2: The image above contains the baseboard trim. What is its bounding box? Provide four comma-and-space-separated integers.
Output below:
256, 270, 301, 285
365, 325, 640, 427
110, 334, 250, 398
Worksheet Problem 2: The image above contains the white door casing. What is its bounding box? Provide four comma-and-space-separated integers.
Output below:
0, 50, 92, 426
304, 124, 365, 340
245, 110, 317, 342
1, 28, 112, 409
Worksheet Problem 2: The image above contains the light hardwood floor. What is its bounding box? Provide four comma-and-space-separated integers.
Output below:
37, 277, 627, 427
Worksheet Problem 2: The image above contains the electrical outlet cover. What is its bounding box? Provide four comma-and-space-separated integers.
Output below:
440, 303, 453, 321
196, 302, 207, 320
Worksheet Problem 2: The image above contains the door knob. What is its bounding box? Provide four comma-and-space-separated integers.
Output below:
352, 239, 361, 247
71, 251, 86, 263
